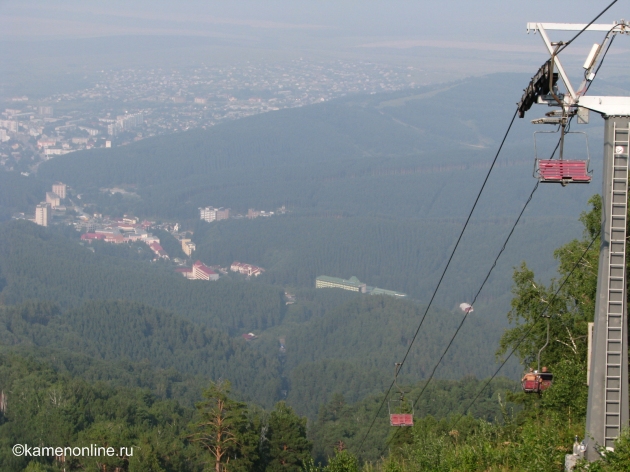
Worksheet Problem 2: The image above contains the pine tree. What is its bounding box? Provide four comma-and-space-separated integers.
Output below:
265, 402, 311, 472
189, 380, 258, 472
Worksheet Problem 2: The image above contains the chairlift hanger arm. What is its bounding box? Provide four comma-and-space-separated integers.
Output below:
534, 25, 577, 101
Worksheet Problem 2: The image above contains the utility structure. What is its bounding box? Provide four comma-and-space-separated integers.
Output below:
519, 20, 630, 461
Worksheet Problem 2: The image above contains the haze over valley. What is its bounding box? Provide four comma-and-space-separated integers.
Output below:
1, 1, 629, 470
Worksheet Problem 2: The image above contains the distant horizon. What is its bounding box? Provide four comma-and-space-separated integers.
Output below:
2, 1, 626, 80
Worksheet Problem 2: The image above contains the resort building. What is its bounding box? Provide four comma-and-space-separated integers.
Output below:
315, 275, 367, 293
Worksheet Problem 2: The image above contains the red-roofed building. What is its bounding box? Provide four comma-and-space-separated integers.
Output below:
149, 242, 169, 259
192, 261, 219, 281
105, 234, 125, 244
81, 233, 106, 241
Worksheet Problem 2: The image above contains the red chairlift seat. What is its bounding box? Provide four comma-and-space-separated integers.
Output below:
390, 413, 414, 427
538, 372, 554, 392
522, 378, 540, 394
390, 364, 414, 427
537, 159, 591, 184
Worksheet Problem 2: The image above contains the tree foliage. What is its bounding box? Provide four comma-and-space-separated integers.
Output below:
264, 402, 311, 472
189, 380, 259, 472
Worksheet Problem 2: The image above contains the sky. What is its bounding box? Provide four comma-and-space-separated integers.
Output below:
2, 1, 624, 44
1, 1, 628, 86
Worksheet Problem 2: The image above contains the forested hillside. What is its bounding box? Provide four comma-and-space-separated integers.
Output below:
0, 198, 628, 471
263, 295, 514, 419
0, 220, 523, 416
0, 350, 522, 471
0, 301, 282, 407
191, 214, 582, 307
0, 220, 286, 334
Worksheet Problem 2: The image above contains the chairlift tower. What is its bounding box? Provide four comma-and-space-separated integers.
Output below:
521, 20, 630, 461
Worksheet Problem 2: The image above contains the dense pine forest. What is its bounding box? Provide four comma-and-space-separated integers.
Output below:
0, 197, 627, 470
0, 76, 628, 470
1, 198, 629, 470
0, 220, 515, 407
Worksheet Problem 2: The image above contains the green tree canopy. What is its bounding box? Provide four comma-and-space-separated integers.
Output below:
265, 402, 311, 472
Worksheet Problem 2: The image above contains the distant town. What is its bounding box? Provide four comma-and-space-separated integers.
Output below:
0, 59, 422, 174
26, 183, 267, 283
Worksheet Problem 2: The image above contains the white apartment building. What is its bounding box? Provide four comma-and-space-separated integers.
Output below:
35, 203, 51, 227
52, 182, 67, 200
199, 207, 230, 223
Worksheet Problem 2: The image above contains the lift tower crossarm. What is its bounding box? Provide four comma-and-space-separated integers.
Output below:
579, 96, 630, 117
527, 22, 629, 33
527, 22, 630, 105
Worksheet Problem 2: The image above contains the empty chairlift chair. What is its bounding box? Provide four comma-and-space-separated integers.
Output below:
534, 130, 592, 185
537, 160, 591, 184
389, 395, 414, 426
389, 363, 414, 426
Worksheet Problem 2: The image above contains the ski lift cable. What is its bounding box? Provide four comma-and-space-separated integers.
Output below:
386, 30, 614, 446
359, 1, 617, 451
385, 109, 593, 446
556, 0, 618, 55
446, 24, 619, 428
357, 107, 520, 452
384, 178, 542, 448
449, 229, 600, 431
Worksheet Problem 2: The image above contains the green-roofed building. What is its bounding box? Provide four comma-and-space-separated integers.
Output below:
369, 287, 407, 298
315, 275, 367, 293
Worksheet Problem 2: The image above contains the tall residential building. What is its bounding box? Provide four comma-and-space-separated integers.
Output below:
38, 106, 53, 116
46, 192, 61, 209
217, 208, 230, 220
199, 207, 230, 223
114, 113, 144, 133
35, 203, 51, 227
0, 120, 18, 133
52, 182, 66, 200
182, 239, 196, 256
199, 207, 215, 222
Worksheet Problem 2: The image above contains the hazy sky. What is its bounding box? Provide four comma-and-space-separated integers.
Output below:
2, 1, 628, 86
2, 1, 624, 43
